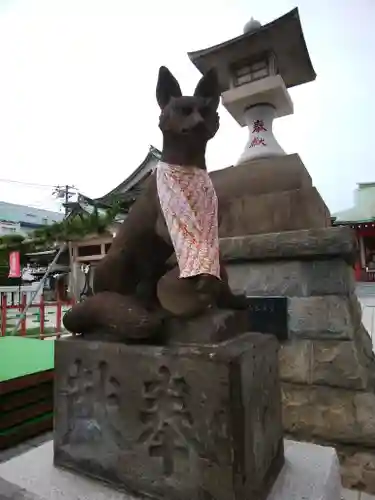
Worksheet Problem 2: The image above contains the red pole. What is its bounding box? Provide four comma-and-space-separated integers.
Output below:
1, 294, 6, 336
354, 260, 361, 282
56, 278, 61, 302
20, 293, 27, 336
40, 294, 45, 339
56, 299, 62, 339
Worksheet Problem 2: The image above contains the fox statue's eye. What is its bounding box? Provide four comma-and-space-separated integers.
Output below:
199, 106, 210, 118
180, 106, 193, 116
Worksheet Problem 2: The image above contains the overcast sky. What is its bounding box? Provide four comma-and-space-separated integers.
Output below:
0, 0, 374, 215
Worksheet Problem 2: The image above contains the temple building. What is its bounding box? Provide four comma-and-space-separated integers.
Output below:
66, 145, 161, 217
64, 145, 161, 299
332, 182, 375, 282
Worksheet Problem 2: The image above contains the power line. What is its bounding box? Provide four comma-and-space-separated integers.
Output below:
1, 177, 80, 199
0, 178, 55, 188
0, 178, 81, 215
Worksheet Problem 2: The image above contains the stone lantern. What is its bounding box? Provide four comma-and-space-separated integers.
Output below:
188, 8, 316, 165
187, 11, 375, 494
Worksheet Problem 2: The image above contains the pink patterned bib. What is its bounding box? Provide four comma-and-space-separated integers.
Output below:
156, 161, 221, 280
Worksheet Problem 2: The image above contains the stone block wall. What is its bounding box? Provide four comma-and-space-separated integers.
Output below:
221, 227, 375, 493
213, 154, 331, 238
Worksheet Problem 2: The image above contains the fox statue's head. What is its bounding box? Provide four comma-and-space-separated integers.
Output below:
156, 66, 220, 169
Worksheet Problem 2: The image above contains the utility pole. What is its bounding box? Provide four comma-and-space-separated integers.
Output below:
52, 184, 77, 216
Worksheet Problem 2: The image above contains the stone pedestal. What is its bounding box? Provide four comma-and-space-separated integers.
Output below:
210, 154, 331, 237
53, 333, 284, 500
221, 227, 375, 494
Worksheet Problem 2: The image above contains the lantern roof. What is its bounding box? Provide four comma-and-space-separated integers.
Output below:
188, 8, 316, 91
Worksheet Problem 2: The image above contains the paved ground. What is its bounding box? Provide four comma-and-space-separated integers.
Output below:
0, 432, 52, 465
361, 300, 375, 344
357, 283, 375, 297
357, 283, 375, 350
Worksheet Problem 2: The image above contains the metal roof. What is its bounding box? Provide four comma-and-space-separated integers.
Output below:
95, 145, 161, 204
0, 201, 64, 227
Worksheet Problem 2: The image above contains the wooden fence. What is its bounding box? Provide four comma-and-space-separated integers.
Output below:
0, 293, 74, 339
0, 283, 43, 306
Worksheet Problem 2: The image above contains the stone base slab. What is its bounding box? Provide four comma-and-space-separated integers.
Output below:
212, 153, 312, 200
220, 227, 356, 263
0, 440, 342, 500
279, 436, 375, 496
219, 186, 330, 237
227, 259, 356, 298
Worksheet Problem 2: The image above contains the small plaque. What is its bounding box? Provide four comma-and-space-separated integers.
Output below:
247, 296, 288, 341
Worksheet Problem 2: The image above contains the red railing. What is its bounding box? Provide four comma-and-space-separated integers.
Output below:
0, 294, 74, 339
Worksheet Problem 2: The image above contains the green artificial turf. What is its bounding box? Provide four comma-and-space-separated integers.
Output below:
0, 337, 54, 383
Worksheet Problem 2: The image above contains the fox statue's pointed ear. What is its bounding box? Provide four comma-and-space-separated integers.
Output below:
194, 68, 220, 110
156, 66, 183, 109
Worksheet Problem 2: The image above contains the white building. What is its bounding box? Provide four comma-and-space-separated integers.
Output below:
0, 201, 64, 237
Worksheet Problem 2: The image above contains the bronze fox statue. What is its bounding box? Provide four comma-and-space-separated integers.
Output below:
63, 66, 247, 341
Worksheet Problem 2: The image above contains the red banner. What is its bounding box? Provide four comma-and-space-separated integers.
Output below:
8, 251, 21, 278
